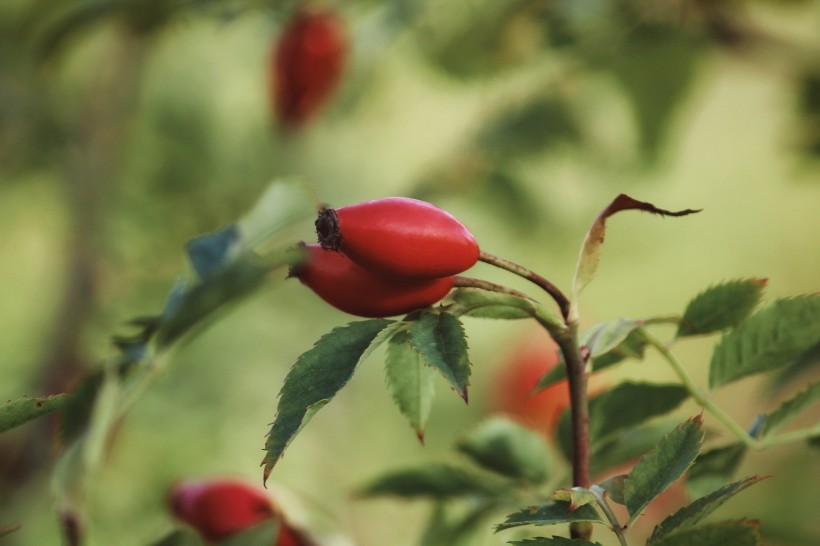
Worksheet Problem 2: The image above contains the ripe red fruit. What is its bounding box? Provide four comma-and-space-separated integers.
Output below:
272, 8, 347, 130
293, 244, 455, 318
490, 332, 570, 437
168, 479, 312, 545
316, 197, 480, 280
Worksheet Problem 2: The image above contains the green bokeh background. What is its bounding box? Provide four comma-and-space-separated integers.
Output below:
1, 1, 819, 544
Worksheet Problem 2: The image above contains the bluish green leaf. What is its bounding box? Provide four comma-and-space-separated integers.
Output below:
185, 225, 241, 280
218, 520, 280, 546
149, 528, 204, 546
709, 295, 820, 389
685, 443, 747, 500
263, 319, 393, 481
359, 464, 500, 499
677, 279, 767, 338
509, 537, 602, 545
385, 330, 436, 441
624, 415, 704, 523
570, 194, 700, 319
556, 383, 689, 459
446, 288, 536, 320
495, 501, 604, 532
648, 476, 765, 544
457, 417, 550, 484
760, 381, 820, 438
0, 394, 67, 434
650, 520, 761, 546
409, 312, 471, 402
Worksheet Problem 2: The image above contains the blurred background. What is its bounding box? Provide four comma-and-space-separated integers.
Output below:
1, 0, 819, 544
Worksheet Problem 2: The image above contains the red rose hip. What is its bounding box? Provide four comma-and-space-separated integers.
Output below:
316, 197, 480, 280
294, 244, 455, 318
168, 479, 313, 545
272, 8, 347, 130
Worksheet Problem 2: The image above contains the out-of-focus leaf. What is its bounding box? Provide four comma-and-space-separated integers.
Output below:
420, 502, 502, 546
0, 524, 21, 538
797, 70, 820, 157
624, 415, 704, 523
591, 328, 649, 371
677, 279, 767, 337
0, 394, 67, 434
409, 311, 471, 402
457, 417, 550, 484
556, 382, 689, 459
475, 96, 582, 159
218, 519, 279, 546
649, 520, 761, 546
685, 442, 747, 500
510, 537, 602, 545
495, 501, 604, 532
263, 319, 393, 481
385, 330, 436, 441
59, 371, 104, 445
237, 178, 318, 250
185, 225, 240, 280
359, 464, 500, 499
648, 476, 765, 544
579, 318, 643, 357
760, 381, 820, 438
149, 528, 204, 546
709, 295, 820, 389
570, 194, 700, 319
446, 288, 536, 320
768, 340, 820, 394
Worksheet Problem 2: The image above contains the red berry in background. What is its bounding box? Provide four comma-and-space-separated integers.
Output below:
316, 197, 480, 280
293, 244, 455, 318
272, 8, 347, 130
168, 479, 313, 545
490, 331, 570, 437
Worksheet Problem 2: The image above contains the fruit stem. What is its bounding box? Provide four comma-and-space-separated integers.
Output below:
452, 276, 538, 302
478, 251, 571, 320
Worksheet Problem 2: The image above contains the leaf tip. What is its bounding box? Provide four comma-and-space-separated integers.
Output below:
415, 430, 426, 445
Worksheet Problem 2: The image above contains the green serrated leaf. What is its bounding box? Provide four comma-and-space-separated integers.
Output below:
385, 331, 436, 441
648, 476, 765, 544
685, 443, 747, 500
556, 383, 689, 459
570, 194, 700, 319
760, 381, 820, 438
218, 519, 279, 546
650, 520, 761, 546
446, 288, 536, 320
495, 501, 604, 532
0, 394, 67, 435
624, 415, 704, 523
457, 417, 550, 484
509, 537, 602, 545
709, 295, 820, 389
149, 528, 204, 546
597, 475, 627, 506
185, 225, 241, 281
677, 279, 767, 338
409, 312, 471, 402
590, 421, 679, 477
263, 319, 393, 480
359, 464, 500, 499
580, 318, 643, 357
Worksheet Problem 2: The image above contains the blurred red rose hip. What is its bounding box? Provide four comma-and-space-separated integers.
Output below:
271, 8, 347, 130
168, 478, 313, 544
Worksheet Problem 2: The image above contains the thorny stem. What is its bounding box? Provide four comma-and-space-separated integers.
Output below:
479, 251, 571, 321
